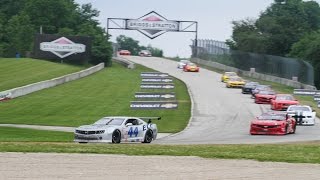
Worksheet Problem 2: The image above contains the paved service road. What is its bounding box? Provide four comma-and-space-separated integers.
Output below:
2, 153, 320, 180
126, 56, 320, 144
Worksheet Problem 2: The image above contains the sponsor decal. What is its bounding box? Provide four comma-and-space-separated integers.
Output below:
40, 37, 86, 58
134, 92, 176, 100
0, 91, 12, 101
140, 72, 169, 77
130, 101, 178, 109
314, 95, 320, 101
126, 11, 179, 39
293, 89, 320, 96
140, 83, 175, 89
141, 77, 173, 83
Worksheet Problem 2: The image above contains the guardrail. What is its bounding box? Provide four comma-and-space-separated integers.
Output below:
191, 58, 317, 90
113, 56, 135, 69
0, 63, 105, 100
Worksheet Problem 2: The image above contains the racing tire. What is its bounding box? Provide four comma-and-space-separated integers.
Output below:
291, 124, 296, 134
285, 125, 289, 134
112, 130, 121, 143
143, 130, 153, 143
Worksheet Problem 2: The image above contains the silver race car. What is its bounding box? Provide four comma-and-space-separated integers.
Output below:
287, 105, 316, 125
74, 116, 160, 143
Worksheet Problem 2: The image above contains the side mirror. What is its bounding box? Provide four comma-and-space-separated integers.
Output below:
126, 123, 133, 126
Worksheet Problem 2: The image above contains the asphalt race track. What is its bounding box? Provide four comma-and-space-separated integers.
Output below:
125, 56, 320, 144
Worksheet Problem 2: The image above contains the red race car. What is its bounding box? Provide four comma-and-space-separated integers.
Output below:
119, 50, 131, 56
270, 94, 299, 111
254, 90, 276, 104
250, 111, 296, 135
183, 62, 199, 72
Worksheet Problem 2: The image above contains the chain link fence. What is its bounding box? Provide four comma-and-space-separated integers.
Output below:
191, 39, 314, 86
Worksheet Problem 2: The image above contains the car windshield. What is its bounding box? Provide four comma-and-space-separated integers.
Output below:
258, 114, 286, 120
288, 106, 310, 112
225, 72, 237, 76
255, 85, 270, 90
94, 117, 125, 125
259, 90, 275, 95
276, 95, 294, 100
229, 77, 242, 81
180, 60, 190, 63
188, 63, 196, 66
246, 82, 259, 86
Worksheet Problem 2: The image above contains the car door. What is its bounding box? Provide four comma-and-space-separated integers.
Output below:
124, 118, 144, 141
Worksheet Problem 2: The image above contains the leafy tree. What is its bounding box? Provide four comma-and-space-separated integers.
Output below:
5, 14, 34, 56
228, 0, 320, 56
0, 1, 113, 66
289, 31, 320, 88
116, 35, 140, 55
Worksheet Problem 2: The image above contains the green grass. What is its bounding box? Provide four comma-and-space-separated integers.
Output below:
0, 141, 319, 164
0, 58, 85, 91
0, 62, 191, 133
0, 127, 73, 142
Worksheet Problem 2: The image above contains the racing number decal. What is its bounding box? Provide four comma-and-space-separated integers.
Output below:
128, 127, 139, 137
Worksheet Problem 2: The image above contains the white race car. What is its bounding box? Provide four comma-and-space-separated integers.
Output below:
177, 59, 190, 69
74, 116, 160, 143
287, 105, 316, 125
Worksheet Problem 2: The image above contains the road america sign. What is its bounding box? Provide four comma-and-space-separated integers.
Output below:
141, 77, 173, 83
140, 83, 175, 89
140, 72, 169, 77
130, 101, 178, 109
40, 37, 86, 58
134, 92, 176, 100
126, 11, 179, 39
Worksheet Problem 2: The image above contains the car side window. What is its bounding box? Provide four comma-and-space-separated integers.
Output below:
126, 119, 139, 125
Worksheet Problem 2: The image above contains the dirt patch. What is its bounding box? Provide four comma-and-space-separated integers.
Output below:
1, 152, 320, 180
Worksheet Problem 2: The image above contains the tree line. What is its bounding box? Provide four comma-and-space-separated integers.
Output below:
116, 35, 163, 57
226, 0, 320, 88
0, 0, 112, 66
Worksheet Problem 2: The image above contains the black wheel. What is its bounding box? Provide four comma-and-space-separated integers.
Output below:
285, 125, 289, 134
143, 130, 153, 143
112, 130, 121, 143
291, 124, 296, 134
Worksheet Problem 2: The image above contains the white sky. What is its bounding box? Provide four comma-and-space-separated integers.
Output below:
74, 0, 319, 58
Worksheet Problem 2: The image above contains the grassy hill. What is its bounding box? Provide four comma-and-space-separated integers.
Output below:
0, 58, 85, 91
0, 62, 191, 133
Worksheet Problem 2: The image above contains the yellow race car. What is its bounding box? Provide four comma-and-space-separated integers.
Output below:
226, 76, 246, 88
221, 72, 238, 82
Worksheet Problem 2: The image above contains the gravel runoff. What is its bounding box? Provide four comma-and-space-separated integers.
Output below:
1, 152, 320, 180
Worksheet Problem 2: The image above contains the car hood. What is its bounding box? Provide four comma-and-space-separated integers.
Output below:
76, 124, 116, 130
251, 120, 284, 125
274, 100, 298, 104
256, 94, 275, 98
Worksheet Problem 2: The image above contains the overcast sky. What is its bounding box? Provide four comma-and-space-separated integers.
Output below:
74, 0, 319, 57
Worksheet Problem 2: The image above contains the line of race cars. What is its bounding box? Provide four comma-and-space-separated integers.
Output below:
74, 60, 317, 144
221, 71, 317, 135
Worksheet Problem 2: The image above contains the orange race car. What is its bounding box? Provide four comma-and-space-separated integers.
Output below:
119, 50, 131, 56
183, 62, 200, 72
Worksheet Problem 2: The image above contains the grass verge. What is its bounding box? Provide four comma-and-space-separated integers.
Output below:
0, 127, 73, 142
0, 62, 190, 133
0, 142, 319, 164
0, 58, 84, 91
